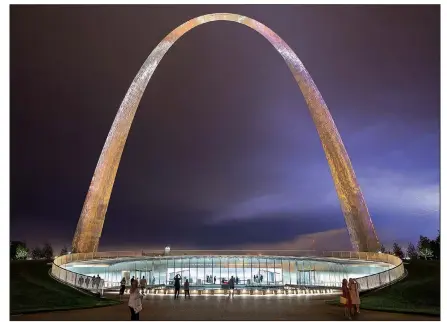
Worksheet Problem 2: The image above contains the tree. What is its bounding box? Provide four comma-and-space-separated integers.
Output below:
31, 247, 43, 260
42, 243, 53, 260
430, 230, 440, 260
380, 244, 386, 253
16, 244, 29, 260
418, 235, 433, 260
10, 241, 28, 260
392, 242, 404, 259
406, 242, 418, 259
60, 245, 68, 256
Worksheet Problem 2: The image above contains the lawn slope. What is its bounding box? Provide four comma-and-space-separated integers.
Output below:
360, 260, 440, 315
10, 260, 118, 315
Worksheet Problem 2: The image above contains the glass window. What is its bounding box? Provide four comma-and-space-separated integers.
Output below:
234, 257, 244, 285
216, 257, 222, 285
251, 257, 260, 285
276, 258, 282, 285
248, 256, 254, 285
260, 257, 271, 285
204, 257, 213, 284
166, 258, 175, 285
285, 259, 290, 285
188, 257, 199, 285
293, 260, 299, 285
156, 258, 167, 285
228, 257, 236, 282
197, 257, 205, 285
149, 260, 155, 285
220, 257, 229, 283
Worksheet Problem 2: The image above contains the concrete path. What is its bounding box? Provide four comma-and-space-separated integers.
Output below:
12, 295, 438, 321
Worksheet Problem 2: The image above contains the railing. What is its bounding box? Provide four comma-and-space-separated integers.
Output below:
51, 263, 105, 294
320, 251, 404, 292
51, 250, 404, 293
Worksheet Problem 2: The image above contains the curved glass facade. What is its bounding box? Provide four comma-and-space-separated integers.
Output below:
64, 255, 392, 288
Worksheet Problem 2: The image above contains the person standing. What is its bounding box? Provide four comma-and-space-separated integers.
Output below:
228, 276, 235, 298
341, 279, 352, 320
119, 277, 126, 300
349, 278, 360, 315
78, 276, 84, 287
140, 276, 147, 295
96, 275, 101, 290
128, 280, 143, 320
174, 274, 181, 299
184, 279, 191, 299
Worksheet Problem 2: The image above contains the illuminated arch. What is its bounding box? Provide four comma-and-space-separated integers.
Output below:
72, 13, 380, 253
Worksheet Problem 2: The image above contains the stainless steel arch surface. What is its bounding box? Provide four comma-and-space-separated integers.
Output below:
72, 13, 380, 254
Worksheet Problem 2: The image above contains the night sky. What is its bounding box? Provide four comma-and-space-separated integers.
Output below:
10, 5, 440, 252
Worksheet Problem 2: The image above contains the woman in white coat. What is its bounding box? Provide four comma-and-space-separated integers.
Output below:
349, 278, 360, 315
128, 280, 143, 320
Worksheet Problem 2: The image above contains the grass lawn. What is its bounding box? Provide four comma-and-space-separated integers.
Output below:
328, 260, 440, 316
10, 260, 119, 315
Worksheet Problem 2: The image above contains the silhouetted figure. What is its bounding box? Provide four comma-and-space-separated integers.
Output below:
131, 276, 135, 285
140, 276, 147, 294
214, 276, 216, 284
260, 275, 263, 283
184, 279, 190, 298
174, 274, 181, 299
96, 274, 101, 290
119, 277, 126, 300
236, 277, 239, 284
228, 276, 235, 298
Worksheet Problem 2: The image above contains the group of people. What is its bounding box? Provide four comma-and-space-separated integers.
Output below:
341, 278, 361, 320
119, 275, 152, 299
78, 274, 102, 290
172, 274, 236, 299
206, 275, 216, 284
173, 274, 190, 299
204, 275, 239, 285
121, 275, 362, 321
253, 274, 263, 283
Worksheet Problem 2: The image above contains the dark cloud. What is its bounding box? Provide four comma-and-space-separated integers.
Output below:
10, 5, 440, 251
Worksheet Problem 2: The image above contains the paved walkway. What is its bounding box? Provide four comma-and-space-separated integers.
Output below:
12, 295, 438, 321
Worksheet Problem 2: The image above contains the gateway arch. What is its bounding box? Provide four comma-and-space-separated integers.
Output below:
72, 13, 380, 254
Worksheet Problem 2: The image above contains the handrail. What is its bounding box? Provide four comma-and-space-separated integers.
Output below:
51, 262, 105, 294
51, 250, 404, 293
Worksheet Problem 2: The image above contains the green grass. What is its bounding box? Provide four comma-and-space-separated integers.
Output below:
327, 260, 440, 316
10, 260, 119, 315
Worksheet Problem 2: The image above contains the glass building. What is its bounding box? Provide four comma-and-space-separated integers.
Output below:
65, 255, 393, 289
